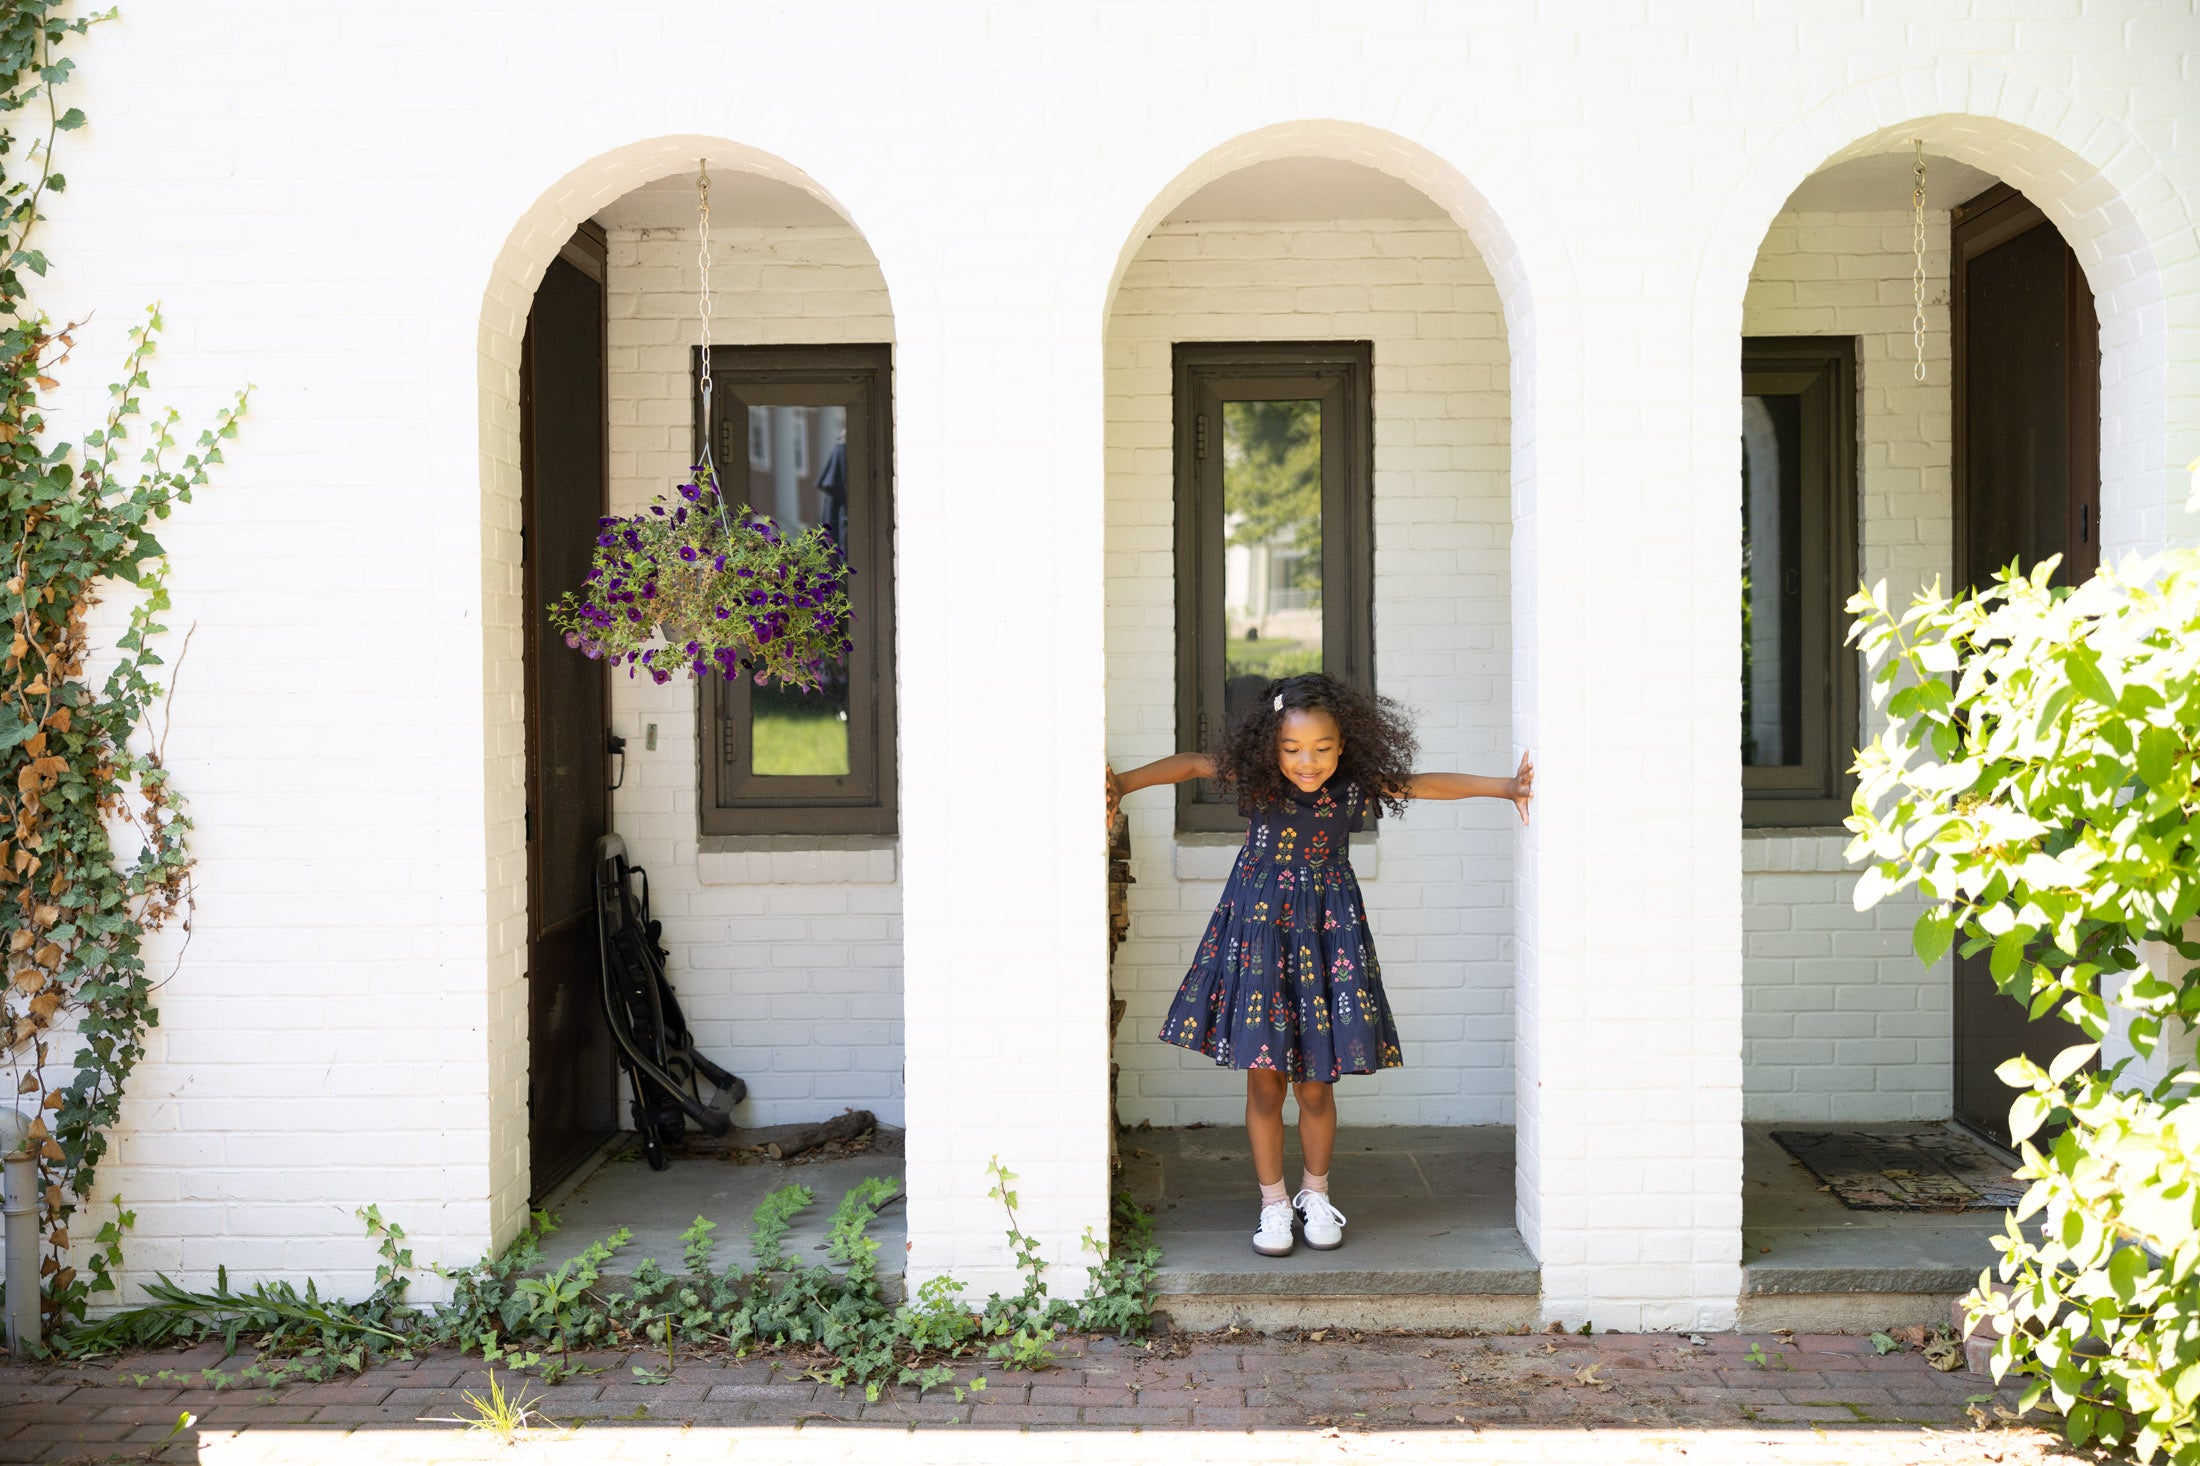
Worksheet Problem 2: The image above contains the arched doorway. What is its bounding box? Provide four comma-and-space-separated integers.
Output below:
1102, 128, 1537, 1328
482, 140, 906, 1264
1716, 111, 2169, 1328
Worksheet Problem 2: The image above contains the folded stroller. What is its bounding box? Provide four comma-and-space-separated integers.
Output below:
592, 834, 746, 1169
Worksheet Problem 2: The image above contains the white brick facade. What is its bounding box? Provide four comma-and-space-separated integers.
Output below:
9, 2, 2192, 1329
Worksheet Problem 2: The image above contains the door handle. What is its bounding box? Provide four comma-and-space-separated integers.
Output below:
608, 732, 627, 791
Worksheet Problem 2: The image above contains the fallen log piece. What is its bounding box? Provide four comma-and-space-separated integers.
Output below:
767, 1109, 876, 1161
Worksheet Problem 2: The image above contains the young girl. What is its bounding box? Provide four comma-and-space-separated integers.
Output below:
1105, 673, 1532, 1257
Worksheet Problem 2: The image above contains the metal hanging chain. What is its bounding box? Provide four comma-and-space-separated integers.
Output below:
694, 160, 731, 533
1911, 140, 1929, 385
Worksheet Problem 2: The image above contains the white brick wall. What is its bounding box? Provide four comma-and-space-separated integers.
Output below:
603, 224, 905, 1128
1105, 218, 1515, 1128
9, 0, 2187, 1325
1739, 210, 1956, 1123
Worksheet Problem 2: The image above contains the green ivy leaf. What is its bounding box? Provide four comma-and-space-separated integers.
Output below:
2007, 1092, 2053, 1145
2107, 1245, 2147, 1308
2047, 1043, 2099, 1086
1913, 909, 1955, 967
2063, 648, 2117, 708
2136, 724, 2181, 792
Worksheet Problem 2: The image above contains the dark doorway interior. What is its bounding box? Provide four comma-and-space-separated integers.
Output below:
522, 223, 618, 1197
1948, 182, 2099, 1146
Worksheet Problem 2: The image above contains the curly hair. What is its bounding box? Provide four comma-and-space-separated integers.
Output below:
1213, 672, 1419, 817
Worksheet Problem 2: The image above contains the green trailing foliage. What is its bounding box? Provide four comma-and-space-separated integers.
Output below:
58, 1164, 1164, 1404
0, 1, 246, 1334
1846, 548, 2200, 1464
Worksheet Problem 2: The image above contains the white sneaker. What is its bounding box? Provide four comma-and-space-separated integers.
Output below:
1294, 1189, 1347, 1250
1252, 1200, 1297, 1256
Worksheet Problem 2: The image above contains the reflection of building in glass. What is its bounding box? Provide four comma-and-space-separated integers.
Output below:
1222, 516, 1321, 642
745, 404, 845, 532
739, 401, 854, 778
1740, 396, 1785, 765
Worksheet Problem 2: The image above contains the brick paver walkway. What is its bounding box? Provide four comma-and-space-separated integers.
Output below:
0, 1330, 2081, 1465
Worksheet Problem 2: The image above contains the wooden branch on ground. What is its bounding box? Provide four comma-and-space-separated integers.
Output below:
767, 1109, 876, 1161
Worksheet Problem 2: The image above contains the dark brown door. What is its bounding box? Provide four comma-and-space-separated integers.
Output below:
522, 225, 618, 1196
1949, 183, 2099, 1146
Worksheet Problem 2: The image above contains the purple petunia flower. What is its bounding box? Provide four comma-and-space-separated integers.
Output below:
679, 546, 699, 562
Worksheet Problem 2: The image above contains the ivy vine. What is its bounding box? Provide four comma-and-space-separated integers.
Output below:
0, 1, 245, 1331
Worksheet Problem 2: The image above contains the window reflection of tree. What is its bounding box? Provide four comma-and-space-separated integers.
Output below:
1224, 400, 1323, 601
1220, 399, 1325, 736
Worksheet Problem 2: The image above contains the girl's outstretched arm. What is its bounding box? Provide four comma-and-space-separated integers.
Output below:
1106, 752, 1217, 829
1406, 749, 1534, 824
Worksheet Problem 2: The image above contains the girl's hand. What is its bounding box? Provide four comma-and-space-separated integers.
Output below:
1105, 765, 1122, 833
1510, 748, 1535, 825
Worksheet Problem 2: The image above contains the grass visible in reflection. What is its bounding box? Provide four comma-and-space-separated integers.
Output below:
1226, 637, 1322, 681
752, 684, 850, 777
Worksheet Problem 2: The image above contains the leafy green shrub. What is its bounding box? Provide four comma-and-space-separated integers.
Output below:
1846, 551, 2200, 1464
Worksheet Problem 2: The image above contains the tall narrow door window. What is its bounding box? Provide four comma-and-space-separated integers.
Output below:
1740, 336, 1858, 828
1174, 343, 1374, 834
700, 345, 896, 837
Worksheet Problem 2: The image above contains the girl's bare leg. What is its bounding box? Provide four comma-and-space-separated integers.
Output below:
1293, 1080, 1336, 1180
1246, 1070, 1289, 1188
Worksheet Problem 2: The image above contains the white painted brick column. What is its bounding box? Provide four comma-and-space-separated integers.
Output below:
895, 294, 1113, 1298
1512, 305, 1746, 1332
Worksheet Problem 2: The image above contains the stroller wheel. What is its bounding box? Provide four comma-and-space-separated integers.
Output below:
642, 1132, 669, 1171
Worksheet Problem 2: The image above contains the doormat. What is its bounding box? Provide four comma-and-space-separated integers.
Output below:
1770, 1125, 2027, 1212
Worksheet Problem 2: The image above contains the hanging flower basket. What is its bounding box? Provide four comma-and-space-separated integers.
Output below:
549, 463, 853, 687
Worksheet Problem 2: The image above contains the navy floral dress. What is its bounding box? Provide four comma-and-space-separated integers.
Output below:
1159, 776, 1403, 1080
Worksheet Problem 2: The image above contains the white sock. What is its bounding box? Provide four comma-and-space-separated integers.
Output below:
1258, 1179, 1288, 1207
1300, 1169, 1329, 1196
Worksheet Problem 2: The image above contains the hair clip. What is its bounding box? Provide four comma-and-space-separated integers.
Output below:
1273, 693, 1284, 712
